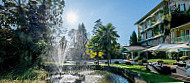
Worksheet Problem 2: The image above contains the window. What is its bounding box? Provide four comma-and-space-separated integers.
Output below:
145, 22, 147, 29
141, 24, 144, 31
186, 30, 190, 35
180, 4, 186, 11
145, 32, 148, 39
149, 30, 152, 38
150, 41, 153, 46
158, 13, 161, 21
148, 20, 151, 26
159, 38, 163, 44
142, 34, 144, 40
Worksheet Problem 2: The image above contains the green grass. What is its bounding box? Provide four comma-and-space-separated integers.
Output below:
148, 59, 177, 65
101, 64, 182, 83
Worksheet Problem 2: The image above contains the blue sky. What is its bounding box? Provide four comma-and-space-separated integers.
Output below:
63, 0, 162, 46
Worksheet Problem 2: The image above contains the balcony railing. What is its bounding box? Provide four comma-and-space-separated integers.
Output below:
174, 35, 190, 43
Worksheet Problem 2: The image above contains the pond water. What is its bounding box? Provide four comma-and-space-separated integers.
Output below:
50, 70, 129, 83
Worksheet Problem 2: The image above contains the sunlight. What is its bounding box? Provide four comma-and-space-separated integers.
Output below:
66, 12, 78, 25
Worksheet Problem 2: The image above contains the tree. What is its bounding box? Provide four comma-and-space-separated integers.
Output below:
96, 23, 120, 66
86, 36, 103, 65
0, 0, 65, 73
92, 19, 102, 35
85, 20, 103, 65
129, 31, 138, 46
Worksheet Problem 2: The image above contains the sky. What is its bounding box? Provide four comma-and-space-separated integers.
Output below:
63, 0, 162, 46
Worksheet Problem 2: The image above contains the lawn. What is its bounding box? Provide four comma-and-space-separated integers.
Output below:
148, 59, 177, 65
101, 64, 182, 83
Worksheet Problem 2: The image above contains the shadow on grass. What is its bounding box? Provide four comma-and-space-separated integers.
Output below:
0, 65, 45, 80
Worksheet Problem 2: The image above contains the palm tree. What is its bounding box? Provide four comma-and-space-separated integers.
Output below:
97, 23, 120, 66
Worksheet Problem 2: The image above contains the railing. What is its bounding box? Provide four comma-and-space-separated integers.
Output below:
140, 20, 163, 33
174, 35, 190, 43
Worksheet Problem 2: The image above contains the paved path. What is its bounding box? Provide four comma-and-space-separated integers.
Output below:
169, 73, 190, 82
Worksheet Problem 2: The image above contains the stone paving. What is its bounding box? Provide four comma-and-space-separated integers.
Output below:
169, 73, 190, 82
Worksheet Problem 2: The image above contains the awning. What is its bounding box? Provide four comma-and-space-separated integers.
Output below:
144, 43, 190, 51
168, 48, 190, 52
123, 46, 147, 52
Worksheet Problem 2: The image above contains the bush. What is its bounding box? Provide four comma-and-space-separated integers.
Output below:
142, 58, 147, 63
104, 61, 108, 64
94, 61, 98, 64
157, 60, 163, 64
152, 51, 166, 59
137, 60, 143, 65
125, 62, 132, 65
83, 62, 87, 64
180, 56, 190, 61
114, 61, 120, 64
134, 56, 141, 62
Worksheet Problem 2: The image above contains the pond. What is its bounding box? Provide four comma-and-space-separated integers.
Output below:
50, 70, 129, 83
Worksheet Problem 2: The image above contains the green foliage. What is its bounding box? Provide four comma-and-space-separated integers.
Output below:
137, 60, 143, 65
186, 6, 190, 15
152, 51, 166, 59
114, 61, 119, 64
104, 61, 108, 64
137, 33, 142, 42
0, 0, 65, 72
87, 20, 120, 66
142, 58, 147, 63
129, 31, 138, 46
180, 56, 190, 61
148, 59, 177, 65
94, 61, 98, 65
134, 56, 147, 62
134, 56, 141, 62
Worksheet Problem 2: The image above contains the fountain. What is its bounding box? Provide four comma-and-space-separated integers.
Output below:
45, 25, 130, 83
47, 26, 90, 83
45, 3, 129, 82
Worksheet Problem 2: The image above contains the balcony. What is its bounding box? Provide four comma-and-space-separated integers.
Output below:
174, 35, 190, 43
139, 33, 164, 43
141, 20, 163, 33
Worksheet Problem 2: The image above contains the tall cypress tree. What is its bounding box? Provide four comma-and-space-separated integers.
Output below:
129, 31, 138, 46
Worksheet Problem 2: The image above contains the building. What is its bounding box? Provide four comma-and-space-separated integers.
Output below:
171, 22, 190, 44
135, 0, 190, 47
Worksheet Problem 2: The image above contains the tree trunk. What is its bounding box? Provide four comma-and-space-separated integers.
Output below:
97, 51, 99, 65
108, 52, 110, 66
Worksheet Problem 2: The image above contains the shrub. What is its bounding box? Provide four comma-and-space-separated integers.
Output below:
137, 60, 143, 65
104, 61, 108, 64
76, 62, 80, 65
114, 61, 120, 64
142, 58, 147, 63
180, 56, 190, 61
134, 56, 141, 62
83, 62, 87, 64
157, 60, 163, 65
152, 51, 166, 59
125, 62, 132, 65
94, 61, 98, 64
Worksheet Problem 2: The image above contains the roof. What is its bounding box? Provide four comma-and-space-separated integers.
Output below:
135, 0, 167, 25
171, 22, 190, 30
123, 46, 147, 52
